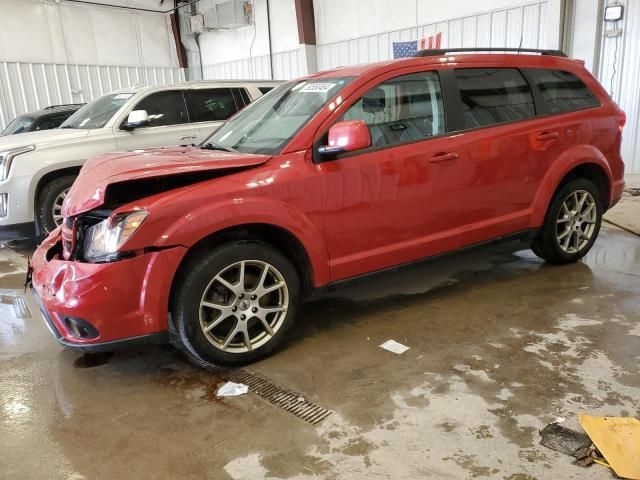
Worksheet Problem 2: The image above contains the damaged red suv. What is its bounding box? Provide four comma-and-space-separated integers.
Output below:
31, 48, 626, 365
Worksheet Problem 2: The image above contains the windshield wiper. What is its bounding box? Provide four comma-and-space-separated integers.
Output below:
60, 125, 76, 129
200, 142, 237, 153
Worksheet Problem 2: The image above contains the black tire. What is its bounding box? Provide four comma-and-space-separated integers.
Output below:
171, 241, 301, 366
531, 178, 603, 264
36, 175, 76, 235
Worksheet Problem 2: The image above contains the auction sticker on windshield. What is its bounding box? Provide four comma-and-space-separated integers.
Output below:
300, 83, 337, 93
114, 93, 134, 100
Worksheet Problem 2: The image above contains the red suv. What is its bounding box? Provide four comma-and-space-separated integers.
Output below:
31, 49, 626, 365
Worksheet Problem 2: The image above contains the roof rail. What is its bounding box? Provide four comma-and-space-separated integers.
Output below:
44, 103, 85, 110
414, 48, 567, 57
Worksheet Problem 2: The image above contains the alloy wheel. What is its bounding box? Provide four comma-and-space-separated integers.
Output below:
198, 260, 289, 353
52, 188, 70, 227
555, 189, 597, 254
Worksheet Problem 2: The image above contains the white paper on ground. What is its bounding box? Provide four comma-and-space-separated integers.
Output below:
217, 381, 249, 397
379, 339, 410, 354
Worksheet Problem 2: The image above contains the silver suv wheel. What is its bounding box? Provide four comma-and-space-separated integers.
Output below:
555, 189, 597, 254
52, 188, 69, 227
199, 260, 289, 353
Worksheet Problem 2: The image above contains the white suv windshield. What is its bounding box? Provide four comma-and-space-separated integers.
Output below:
203, 78, 353, 155
1, 116, 34, 136
61, 93, 133, 129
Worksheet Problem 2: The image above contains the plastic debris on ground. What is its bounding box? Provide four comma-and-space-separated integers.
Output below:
379, 339, 410, 354
539, 422, 592, 457
216, 381, 249, 397
579, 414, 640, 480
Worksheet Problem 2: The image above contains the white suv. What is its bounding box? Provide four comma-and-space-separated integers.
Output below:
0, 80, 279, 240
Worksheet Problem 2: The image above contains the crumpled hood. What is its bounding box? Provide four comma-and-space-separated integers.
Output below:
0, 128, 90, 151
64, 146, 271, 216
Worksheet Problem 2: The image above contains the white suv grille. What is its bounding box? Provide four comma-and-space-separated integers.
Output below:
0, 193, 7, 218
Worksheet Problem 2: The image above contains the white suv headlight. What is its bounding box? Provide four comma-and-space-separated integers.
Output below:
83, 210, 147, 262
0, 146, 35, 180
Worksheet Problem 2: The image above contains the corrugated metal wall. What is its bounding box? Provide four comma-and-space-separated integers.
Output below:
597, 0, 640, 173
202, 47, 306, 81
0, 62, 186, 130
317, 1, 549, 70
200, 1, 549, 81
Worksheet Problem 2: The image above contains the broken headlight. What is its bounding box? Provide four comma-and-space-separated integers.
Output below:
83, 210, 147, 262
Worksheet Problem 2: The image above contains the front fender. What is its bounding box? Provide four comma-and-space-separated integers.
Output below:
27, 159, 85, 213
530, 144, 613, 226
129, 196, 331, 288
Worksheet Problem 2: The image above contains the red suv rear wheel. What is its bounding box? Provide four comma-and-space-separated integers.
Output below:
532, 178, 603, 264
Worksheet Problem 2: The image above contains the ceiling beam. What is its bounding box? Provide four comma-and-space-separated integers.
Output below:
59, 0, 199, 14
294, 0, 316, 45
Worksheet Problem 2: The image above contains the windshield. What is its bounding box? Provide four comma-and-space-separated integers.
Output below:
203, 77, 353, 155
60, 93, 133, 129
1, 116, 35, 136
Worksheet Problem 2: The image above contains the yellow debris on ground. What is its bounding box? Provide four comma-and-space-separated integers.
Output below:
578, 414, 640, 480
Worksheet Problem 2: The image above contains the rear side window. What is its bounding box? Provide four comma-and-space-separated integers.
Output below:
526, 69, 600, 114
35, 114, 68, 131
133, 91, 188, 127
259, 86, 274, 95
238, 88, 252, 105
455, 68, 535, 129
185, 88, 241, 122
342, 71, 445, 148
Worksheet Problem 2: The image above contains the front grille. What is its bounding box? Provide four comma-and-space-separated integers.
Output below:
61, 216, 76, 260
0, 193, 7, 218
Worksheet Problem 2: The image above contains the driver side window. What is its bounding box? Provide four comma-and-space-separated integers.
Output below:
131, 90, 188, 128
343, 71, 445, 148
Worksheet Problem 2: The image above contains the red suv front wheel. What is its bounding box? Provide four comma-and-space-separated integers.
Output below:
171, 240, 301, 365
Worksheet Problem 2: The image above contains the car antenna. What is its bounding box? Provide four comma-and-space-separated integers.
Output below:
517, 36, 523, 54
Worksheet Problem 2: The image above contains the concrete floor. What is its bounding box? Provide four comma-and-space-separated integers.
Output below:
1, 188, 639, 480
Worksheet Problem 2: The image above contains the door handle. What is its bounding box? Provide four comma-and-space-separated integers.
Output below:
536, 131, 559, 141
179, 135, 197, 141
428, 152, 459, 163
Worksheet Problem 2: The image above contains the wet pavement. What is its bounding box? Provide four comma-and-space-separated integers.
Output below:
1, 194, 639, 480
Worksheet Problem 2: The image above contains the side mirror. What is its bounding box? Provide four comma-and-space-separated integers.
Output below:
318, 120, 371, 156
122, 110, 150, 130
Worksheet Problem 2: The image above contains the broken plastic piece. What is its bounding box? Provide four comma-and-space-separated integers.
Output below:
379, 339, 410, 354
539, 423, 592, 457
217, 381, 249, 397
573, 445, 597, 468
578, 414, 640, 479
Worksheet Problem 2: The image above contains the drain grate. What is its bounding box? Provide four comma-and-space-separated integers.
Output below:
169, 329, 333, 425
0, 294, 32, 319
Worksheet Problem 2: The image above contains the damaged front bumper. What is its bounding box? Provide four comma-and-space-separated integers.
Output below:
30, 230, 187, 352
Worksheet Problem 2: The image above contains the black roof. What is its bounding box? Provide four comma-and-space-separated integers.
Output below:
19, 104, 85, 119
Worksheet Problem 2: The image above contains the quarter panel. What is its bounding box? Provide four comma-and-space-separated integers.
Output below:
529, 144, 612, 226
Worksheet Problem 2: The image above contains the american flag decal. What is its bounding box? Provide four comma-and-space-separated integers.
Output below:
420, 32, 443, 50
392, 40, 418, 59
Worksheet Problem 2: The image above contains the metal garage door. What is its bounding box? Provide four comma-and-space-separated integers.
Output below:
597, 0, 640, 174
